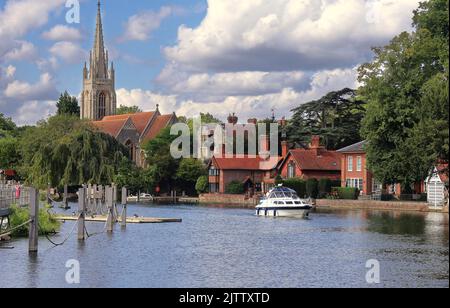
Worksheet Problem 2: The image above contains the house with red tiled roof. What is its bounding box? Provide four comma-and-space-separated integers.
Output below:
278, 136, 341, 181
91, 105, 177, 167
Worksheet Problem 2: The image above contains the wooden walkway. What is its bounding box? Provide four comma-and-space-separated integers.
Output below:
54, 215, 182, 224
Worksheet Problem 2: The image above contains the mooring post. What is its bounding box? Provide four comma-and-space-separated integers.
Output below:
47, 183, 51, 205
87, 184, 92, 213
106, 186, 114, 233
121, 187, 127, 228
63, 184, 68, 209
77, 188, 86, 241
93, 184, 98, 213
112, 183, 118, 220
28, 188, 39, 253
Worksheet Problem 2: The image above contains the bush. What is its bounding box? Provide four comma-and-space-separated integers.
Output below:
225, 181, 245, 194
333, 187, 360, 200
318, 178, 333, 198
195, 176, 208, 194
9, 204, 60, 237
306, 178, 319, 198
283, 178, 306, 198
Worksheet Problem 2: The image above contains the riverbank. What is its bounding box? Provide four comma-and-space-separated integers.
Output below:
315, 199, 448, 213
199, 193, 448, 213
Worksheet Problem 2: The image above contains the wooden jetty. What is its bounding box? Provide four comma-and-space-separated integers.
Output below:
54, 215, 182, 224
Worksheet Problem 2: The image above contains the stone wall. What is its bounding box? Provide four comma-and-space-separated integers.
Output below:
315, 199, 435, 212
199, 194, 260, 207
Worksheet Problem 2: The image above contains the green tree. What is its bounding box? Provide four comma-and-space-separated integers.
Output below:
287, 88, 366, 150
176, 158, 207, 194
56, 91, 80, 116
116, 105, 142, 115
0, 136, 19, 169
142, 127, 179, 193
226, 181, 245, 194
195, 175, 208, 194
0, 113, 17, 137
359, 0, 449, 188
19, 115, 129, 188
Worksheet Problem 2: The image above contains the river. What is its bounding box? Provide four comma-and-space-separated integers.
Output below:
1, 204, 448, 288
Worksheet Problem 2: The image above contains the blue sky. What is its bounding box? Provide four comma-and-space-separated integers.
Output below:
1, 0, 421, 125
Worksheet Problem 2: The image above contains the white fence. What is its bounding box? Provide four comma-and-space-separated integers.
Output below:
0, 184, 31, 210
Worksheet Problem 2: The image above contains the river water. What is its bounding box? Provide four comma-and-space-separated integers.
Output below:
1, 204, 448, 288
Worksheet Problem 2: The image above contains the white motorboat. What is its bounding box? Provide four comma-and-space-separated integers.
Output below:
256, 185, 313, 218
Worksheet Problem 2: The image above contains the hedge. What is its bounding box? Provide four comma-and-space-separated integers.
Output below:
318, 178, 333, 198
306, 178, 319, 198
225, 181, 245, 194
195, 176, 208, 194
333, 187, 360, 200
283, 178, 306, 198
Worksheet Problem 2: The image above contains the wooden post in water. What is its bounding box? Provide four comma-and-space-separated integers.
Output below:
63, 184, 68, 209
47, 183, 51, 205
77, 188, 86, 241
87, 184, 92, 213
106, 186, 114, 233
112, 183, 118, 220
28, 188, 39, 253
121, 187, 127, 228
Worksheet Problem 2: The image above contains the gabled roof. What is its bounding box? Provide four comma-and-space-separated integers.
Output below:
102, 112, 156, 134
211, 155, 281, 171
91, 118, 128, 138
337, 141, 367, 153
142, 114, 176, 143
281, 149, 341, 171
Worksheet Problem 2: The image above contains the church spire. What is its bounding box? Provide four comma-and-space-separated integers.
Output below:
92, 0, 107, 79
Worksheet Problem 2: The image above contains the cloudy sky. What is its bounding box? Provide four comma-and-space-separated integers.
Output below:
0, 0, 421, 125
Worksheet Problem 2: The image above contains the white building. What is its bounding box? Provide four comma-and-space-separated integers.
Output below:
426, 166, 448, 208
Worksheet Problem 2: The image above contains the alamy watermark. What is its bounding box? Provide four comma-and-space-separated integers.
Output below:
169, 115, 280, 169
65, 259, 81, 284
365, 259, 381, 284
65, 0, 80, 24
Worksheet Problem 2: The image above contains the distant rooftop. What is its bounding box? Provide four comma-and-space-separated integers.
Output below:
337, 141, 368, 153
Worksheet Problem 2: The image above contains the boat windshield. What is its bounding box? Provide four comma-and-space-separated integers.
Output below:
268, 187, 300, 199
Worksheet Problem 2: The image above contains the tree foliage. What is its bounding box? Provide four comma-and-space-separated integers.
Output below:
19, 115, 129, 188
116, 105, 142, 115
56, 91, 80, 117
287, 88, 366, 150
359, 0, 449, 187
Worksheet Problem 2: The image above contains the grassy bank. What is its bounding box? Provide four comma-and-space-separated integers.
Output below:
9, 205, 61, 237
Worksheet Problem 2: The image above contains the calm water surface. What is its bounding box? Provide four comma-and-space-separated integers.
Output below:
1, 204, 448, 288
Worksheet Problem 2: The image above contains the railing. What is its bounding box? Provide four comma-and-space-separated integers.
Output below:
0, 184, 31, 210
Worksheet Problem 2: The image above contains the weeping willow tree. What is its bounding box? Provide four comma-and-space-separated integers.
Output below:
19, 115, 129, 188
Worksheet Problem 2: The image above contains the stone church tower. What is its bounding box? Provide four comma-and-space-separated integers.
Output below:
81, 0, 116, 120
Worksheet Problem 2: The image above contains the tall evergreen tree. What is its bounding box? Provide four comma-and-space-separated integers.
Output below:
56, 91, 80, 117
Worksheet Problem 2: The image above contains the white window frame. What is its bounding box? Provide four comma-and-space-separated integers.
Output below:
356, 156, 362, 172
348, 156, 353, 172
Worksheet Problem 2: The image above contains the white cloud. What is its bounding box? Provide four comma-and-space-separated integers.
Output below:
5, 65, 16, 78
4, 73, 58, 101
164, 0, 420, 72
119, 6, 173, 42
49, 41, 87, 63
14, 100, 56, 126
4, 41, 37, 61
42, 25, 82, 41
116, 88, 178, 114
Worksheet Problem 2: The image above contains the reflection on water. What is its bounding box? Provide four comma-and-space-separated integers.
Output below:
1, 204, 448, 288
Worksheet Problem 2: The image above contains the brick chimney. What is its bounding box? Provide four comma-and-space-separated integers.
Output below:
259, 135, 270, 159
310, 135, 323, 156
247, 118, 257, 125
281, 141, 289, 158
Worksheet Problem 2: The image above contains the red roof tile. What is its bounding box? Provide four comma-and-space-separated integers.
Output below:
103, 112, 155, 134
142, 114, 174, 142
437, 164, 449, 183
212, 156, 281, 171
288, 149, 341, 171
91, 119, 127, 137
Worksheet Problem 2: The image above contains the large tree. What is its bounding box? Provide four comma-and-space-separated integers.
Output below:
287, 88, 366, 150
56, 91, 80, 117
359, 0, 449, 190
19, 115, 130, 188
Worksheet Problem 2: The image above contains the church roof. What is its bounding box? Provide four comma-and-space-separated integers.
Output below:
142, 114, 175, 143
91, 118, 128, 137
102, 112, 156, 134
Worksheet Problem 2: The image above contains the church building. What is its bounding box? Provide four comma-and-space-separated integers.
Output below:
82, 1, 177, 167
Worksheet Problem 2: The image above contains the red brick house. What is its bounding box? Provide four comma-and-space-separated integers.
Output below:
337, 141, 375, 195
278, 136, 341, 181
